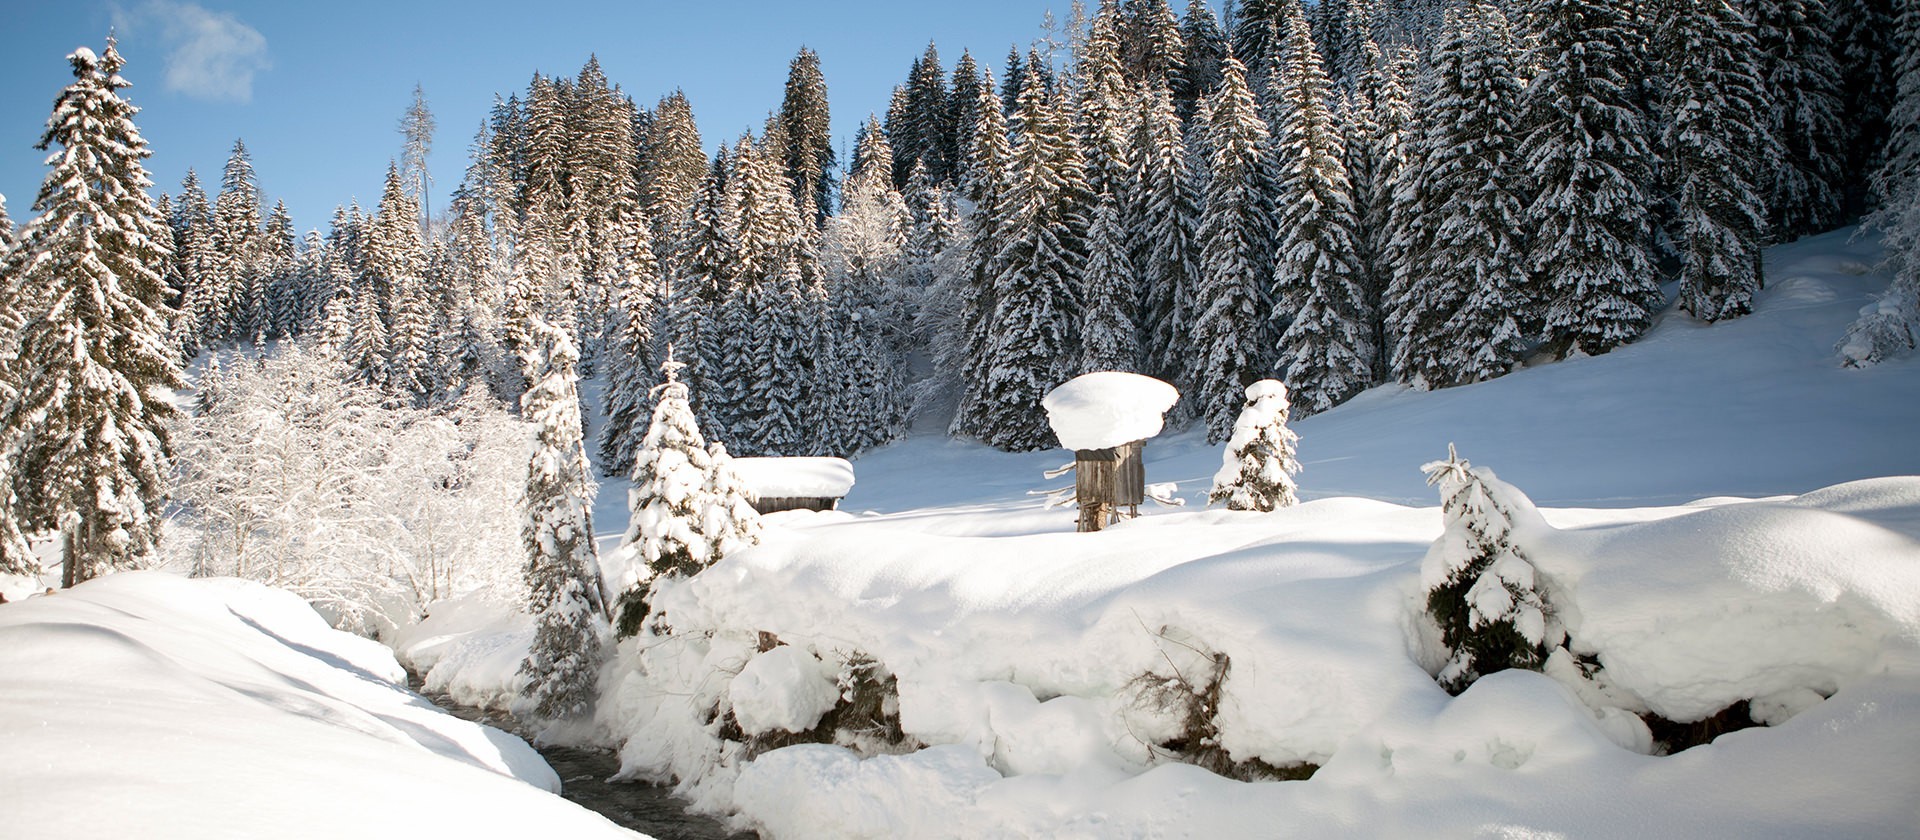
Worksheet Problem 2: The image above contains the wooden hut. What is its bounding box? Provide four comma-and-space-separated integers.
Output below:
730, 456, 856, 515
1042, 372, 1180, 532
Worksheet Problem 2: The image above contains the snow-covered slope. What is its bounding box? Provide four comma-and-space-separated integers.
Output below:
846, 227, 1920, 511
0, 572, 639, 839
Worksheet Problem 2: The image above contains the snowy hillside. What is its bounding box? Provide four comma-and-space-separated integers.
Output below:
391, 230, 1920, 838
844, 227, 1920, 513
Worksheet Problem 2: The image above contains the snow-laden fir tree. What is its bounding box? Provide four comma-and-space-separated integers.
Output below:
1191, 57, 1274, 443
1421, 446, 1563, 695
1659, 0, 1772, 323
1081, 190, 1140, 373
516, 319, 610, 720
642, 90, 707, 266
1208, 379, 1301, 511
1270, 13, 1376, 415
777, 48, 837, 230
0, 38, 182, 586
1075, 6, 1137, 204
1119, 0, 1187, 87
616, 353, 761, 636
1174, 0, 1230, 123
1749, 0, 1848, 240
0, 190, 29, 574
1132, 81, 1203, 387
167, 170, 218, 357
1839, 0, 1920, 366
369, 162, 434, 402
597, 214, 663, 477
1388, 3, 1531, 388
1522, 0, 1662, 359
948, 68, 1014, 442
972, 51, 1091, 451
211, 139, 263, 343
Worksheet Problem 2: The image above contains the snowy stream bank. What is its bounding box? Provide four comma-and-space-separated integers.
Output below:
409, 674, 744, 840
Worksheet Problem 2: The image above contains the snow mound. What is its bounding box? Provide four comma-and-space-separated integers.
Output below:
1530, 477, 1920, 722
730, 456, 856, 499
730, 644, 839, 736
1042, 371, 1180, 451
0, 572, 634, 839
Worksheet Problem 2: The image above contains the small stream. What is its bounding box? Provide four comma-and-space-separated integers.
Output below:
410, 677, 747, 840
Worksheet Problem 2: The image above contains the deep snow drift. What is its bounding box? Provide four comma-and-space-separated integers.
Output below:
0, 573, 639, 839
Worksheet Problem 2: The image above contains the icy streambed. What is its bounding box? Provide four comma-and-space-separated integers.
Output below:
409, 676, 745, 840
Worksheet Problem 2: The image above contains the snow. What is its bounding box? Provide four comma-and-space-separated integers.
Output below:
729, 644, 840, 736
0, 572, 638, 839
1042, 371, 1180, 451
11, 227, 1919, 838
730, 456, 856, 499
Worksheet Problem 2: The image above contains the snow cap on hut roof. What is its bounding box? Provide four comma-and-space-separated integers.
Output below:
1043, 372, 1180, 451
730, 457, 856, 499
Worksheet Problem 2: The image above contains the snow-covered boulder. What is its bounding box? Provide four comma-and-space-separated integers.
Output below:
1042, 372, 1180, 451
730, 644, 840, 736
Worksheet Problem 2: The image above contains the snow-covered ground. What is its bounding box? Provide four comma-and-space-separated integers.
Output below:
0, 572, 639, 839
405, 229, 1920, 837
8, 229, 1918, 838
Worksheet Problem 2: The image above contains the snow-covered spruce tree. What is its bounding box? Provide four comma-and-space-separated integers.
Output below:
517, 319, 610, 721
1521, 0, 1662, 359
1270, 13, 1376, 416
0, 39, 182, 587
366, 162, 433, 402
169, 170, 219, 358
616, 354, 757, 636
948, 68, 1014, 442
642, 90, 706, 267
1659, 0, 1772, 323
1749, 0, 1848, 240
1839, 0, 1920, 367
1208, 379, 1301, 511
597, 214, 663, 477
973, 52, 1091, 452
1175, 0, 1230, 123
1075, 6, 1137, 206
1388, 3, 1530, 388
1191, 57, 1274, 443
1081, 190, 1140, 373
211, 139, 263, 343
777, 48, 837, 230
1420, 447, 1562, 695
1133, 81, 1202, 387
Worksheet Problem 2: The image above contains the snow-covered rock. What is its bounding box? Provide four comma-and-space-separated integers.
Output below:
1041, 371, 1180, 451
729, 644, 840, 736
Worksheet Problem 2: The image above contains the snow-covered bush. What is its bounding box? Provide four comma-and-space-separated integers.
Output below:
166, 343, 525, 635
1208, 379, 1301, 511
1837, 268, 1918, 367
1420, 448, 1563, 694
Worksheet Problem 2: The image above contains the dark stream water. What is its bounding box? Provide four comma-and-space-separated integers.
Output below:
410, 677, 747, 840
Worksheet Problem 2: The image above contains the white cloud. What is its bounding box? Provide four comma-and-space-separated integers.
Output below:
113, 1, 270, 103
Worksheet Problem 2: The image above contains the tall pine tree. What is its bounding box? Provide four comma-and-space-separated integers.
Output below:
0, 39, 183, 586
1191, 58, 1274, 442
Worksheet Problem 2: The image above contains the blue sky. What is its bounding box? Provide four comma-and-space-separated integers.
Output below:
1, 1, 1216, 232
